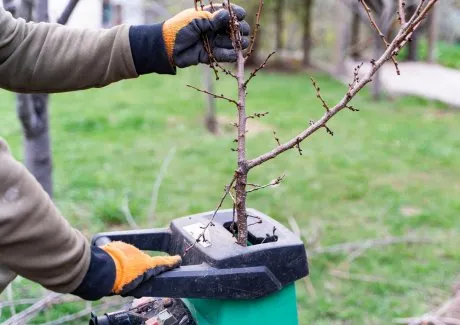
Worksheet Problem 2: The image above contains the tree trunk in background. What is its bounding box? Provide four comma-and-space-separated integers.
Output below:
57, 0, 80, 24
9, 0, 53, 196
275, 0, 284, 52
350, 9, 361, 60
405, 4, 418, 62
426, 6, 438, 63
5, 0, 80, 197
302, 0, 313, 67
202, 66, 218, 135
335, 1, 350, 75
406, 31, 419, 61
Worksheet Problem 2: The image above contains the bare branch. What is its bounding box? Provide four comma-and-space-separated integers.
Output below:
348, 62, 364, 96
244, 51, 276, 87
358, 0, 401, 75
273, 131, 281, 146
310, 77, 330, 112
147, 147, 176, 223
247, 111, 269, 119
187, 84, 239, 106
246, 175, 285, 193
121, 194, 140, 229
245, 0, 264, 62
247, 2, 437, 170
398, 0, 406, 25
184, 175, 237, 255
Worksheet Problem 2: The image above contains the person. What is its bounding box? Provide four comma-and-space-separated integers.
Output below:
0, 4, 249, 300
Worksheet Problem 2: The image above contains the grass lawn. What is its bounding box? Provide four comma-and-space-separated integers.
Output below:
1, 67, 460, 324
399, 39, 460, 69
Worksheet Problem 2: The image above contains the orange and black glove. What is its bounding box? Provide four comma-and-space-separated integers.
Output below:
128, 3, 250, 75
72, 242, 181, 300
162, 3, 250, 68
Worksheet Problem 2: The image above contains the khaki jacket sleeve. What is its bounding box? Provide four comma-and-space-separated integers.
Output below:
0, 7, 138, 93
0, 138, 90, 294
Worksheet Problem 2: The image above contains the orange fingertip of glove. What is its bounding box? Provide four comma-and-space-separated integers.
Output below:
162, 8, 216, 62
102, 241, 182, 294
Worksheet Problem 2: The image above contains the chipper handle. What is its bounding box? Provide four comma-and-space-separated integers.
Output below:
91, 230, 283, 299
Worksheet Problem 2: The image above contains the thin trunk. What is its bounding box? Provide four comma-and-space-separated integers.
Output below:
14, 0, 53, 196
350, 10, 361, 60
18, 94, 53, 195
202, 66, 218, 134
302, 0, 313, 67
275, 0, 284, 52
335, 1, 349, 75
406, 30, 419, 61
236, 51, 248, 247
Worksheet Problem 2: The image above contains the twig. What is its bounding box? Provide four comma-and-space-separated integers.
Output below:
6, 284, 15, 317
247, 112, 269, 119
147, 147, 176, 223
246, 175, 285, 193
398, 0, 406, 25
288, 216, 301, 237
214, 61, 237, 79
245, 0, 264, 62
330, 269, 394, 285
244, 51, 276, 87
358, 0, 401, 75
184, 174, 237, 255
0, 298, 40, 309
121, 194, 139, 229
348, 62, 364, 96
310, 76, 329, 112
187, 84, 239, 107
41, 302, 92, 325
395, 316, 460, 325
273, 131, 281, 146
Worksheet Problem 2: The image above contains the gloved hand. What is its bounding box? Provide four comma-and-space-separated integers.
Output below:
101, 241, 182, 295
162, 3, 250, 68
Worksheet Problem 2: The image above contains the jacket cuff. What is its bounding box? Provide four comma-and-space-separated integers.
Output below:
71, 246, 115, 301
129, 23, 176, 75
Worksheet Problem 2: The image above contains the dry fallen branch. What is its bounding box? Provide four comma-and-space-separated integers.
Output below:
147, 147, 176, 223
395, 282, 460, 325
3, 292, 63, 325
121, 194, 140, 229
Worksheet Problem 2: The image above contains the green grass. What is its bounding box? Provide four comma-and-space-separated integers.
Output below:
399, 39, 460, 69
1, 67, 460, 324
